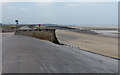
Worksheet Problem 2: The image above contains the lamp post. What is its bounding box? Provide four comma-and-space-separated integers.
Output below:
15, 20, 19, 32
15, 20, 19, 27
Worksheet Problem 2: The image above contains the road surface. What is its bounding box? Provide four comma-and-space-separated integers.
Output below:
2, 33, 118, 73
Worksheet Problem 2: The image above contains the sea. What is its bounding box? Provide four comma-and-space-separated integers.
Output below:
93, 30, 119, 38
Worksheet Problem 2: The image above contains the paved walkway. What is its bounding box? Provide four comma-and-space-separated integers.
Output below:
2, 33, 118, 73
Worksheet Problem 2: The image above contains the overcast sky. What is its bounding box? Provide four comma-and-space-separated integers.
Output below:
1, 2, 118, 27
1, 0, 119, 2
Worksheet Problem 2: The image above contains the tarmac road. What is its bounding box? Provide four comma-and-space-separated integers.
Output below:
2, 33, 118, 73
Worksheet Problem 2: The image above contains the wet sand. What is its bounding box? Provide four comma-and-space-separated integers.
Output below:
68, 26, 118, 30
56, 30, 118, 58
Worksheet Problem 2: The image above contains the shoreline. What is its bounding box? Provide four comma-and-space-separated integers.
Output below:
68, 26, 118, 30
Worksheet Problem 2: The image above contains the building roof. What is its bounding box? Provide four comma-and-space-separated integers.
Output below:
19, 26, 32, 30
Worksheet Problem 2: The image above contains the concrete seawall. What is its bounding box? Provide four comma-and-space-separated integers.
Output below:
2, 26, 18, 32
15, 29, 60, 44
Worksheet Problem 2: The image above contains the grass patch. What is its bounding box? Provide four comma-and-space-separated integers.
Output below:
0, 25, 17, 27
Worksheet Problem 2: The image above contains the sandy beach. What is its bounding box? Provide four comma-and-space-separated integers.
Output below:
56, 30, 118, 58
